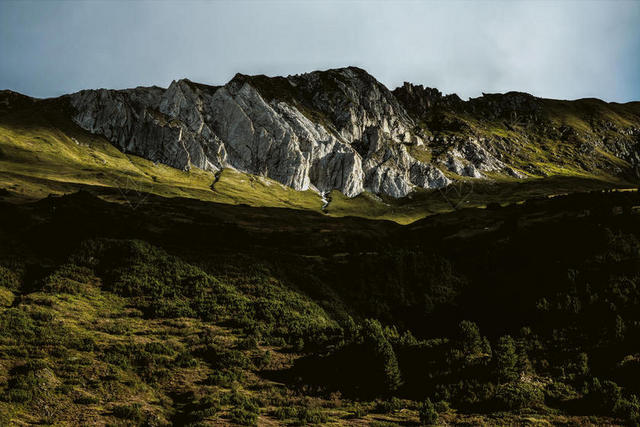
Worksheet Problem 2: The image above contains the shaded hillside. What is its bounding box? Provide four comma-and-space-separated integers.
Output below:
0, 188, 640, 424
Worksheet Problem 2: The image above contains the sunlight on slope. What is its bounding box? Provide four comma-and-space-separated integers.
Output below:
0, 93, 635, 225
0, 96, 324, 212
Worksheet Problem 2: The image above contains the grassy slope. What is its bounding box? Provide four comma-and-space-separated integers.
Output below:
0, 91, 636, 225
406, 95, 640, 185
0, 93, 323, 212
0, 234, 428, 426
0, 281, 596, 426
0, 271, 327, 425
328, 176, 632, 224
2, 191, 638, 425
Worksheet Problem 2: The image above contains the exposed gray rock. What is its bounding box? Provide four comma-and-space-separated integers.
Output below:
69, 68, 453, 198
457, 138, 504, 172
67, 66, 640, 199
444, 155, 484, 178
410, 161, 451, 188
505, 167, 527, 179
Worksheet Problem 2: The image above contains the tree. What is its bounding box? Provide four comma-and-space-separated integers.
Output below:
616, 394, 640, 424
494, 335, 519, 383
575, 352, 589, 376
419, 398, 438, 425
457, 320, 482, 356
361, 319, 403, 393
615, 315, 626, 342
481, 336, 493, 358
516, 345, 532, 375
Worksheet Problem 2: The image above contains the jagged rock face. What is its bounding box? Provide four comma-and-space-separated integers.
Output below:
393, 82, 462, 117
70, 86, 216, 172
69, 68, 451, 197
68, 66, 640, 198
209, 81, 365, 195
439, 138, 507, 178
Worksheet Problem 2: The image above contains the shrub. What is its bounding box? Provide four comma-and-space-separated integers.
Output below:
42, 264, 95, 294
0, 309, 36, 338
237, 335, 259, 350
112, 403, 145, 422
294, 406, 329, 425
102, 346, 131, 369
2, 360, 52, 404
494, 335, 519, 383
174, 350, 197, 368
147, 297, 195, 319
544, 381, 578, 405
145, 341, 174, 356
615, 394, 640, 424
229, 399, 259, 426
75, 394, 100, 405
199, 345, 250, 371
584, 378, 624, 414
350, 403, 368, 418
74, 336, 97, 352
29, 307, 55, 322
183, 395, 220, 423
5, 388, 31, 403
205, 369, 242, 388
375, 397, 403, 413
0, 286, 14, 307
435, 400, 450, 413
495, 382, 544, 410
0, 266, 20, 291
254, 350, 271, 370
272, 406, 298, 420
97, 319, 130, 335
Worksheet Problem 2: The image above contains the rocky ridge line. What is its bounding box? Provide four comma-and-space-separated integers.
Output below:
67, 67, 640, 198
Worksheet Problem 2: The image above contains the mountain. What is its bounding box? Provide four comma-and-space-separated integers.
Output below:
63, 67, 640, 198
3, 67, 640, 425
1, 67, 639, 224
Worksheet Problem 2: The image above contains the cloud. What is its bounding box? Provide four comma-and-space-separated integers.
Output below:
1, 0, 638, 102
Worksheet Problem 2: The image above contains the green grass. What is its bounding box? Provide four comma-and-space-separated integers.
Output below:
0, 239, 344, 425
2, 184, 640, 425
0, 98, 215, 200
0, 90, 637, 225
326, 176, 633, 224
0, 94, 325, 213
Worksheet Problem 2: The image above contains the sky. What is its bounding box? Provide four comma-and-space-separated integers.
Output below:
1, 0, 639, 102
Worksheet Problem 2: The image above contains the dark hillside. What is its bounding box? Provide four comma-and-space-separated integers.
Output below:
1, 188, 639, 424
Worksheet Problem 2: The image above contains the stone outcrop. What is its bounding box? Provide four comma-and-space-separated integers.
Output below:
69, 68, 453, 197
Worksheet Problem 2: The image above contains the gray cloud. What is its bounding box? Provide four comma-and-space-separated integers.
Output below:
1, 0, 639, 102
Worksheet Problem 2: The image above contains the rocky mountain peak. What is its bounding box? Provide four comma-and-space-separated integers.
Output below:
64, 67, 640, 199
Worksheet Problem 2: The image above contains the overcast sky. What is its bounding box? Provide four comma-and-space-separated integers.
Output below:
1, 0, 639, 102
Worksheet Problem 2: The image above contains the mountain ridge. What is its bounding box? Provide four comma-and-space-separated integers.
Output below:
2, 66, 640, 202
